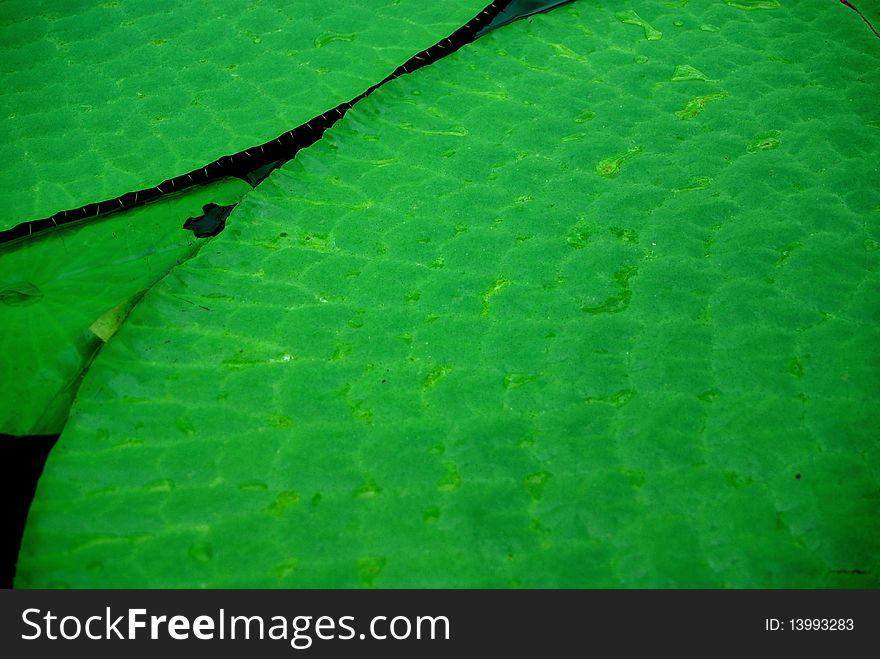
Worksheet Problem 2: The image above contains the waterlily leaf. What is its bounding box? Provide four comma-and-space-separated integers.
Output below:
0, 0, 490, 230
17, 0, 880, 587
0, 178, 250, 436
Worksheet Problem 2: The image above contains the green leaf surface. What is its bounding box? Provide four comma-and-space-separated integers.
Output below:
845, 1, 880, 39
0, 0, 490, 229
0, 178, 250, 436
17, 0, 880, 587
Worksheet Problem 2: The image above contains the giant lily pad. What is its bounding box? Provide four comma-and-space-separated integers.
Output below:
16, 0, 880, 587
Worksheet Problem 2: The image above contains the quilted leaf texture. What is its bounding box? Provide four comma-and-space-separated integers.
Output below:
17, 0, 880, 587
0, 0, 490, 229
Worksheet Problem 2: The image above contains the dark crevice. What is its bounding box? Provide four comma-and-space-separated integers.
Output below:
1, 433, 59, 588
0, 1, 518, 246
